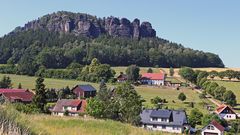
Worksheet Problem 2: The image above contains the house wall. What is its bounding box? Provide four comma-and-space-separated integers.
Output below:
73, 87, 96, 98
52, 112, 64, 116
73, 87, 85, 97
201, 125, 223, 135
150, 118, 169, 122
142, 124, 183, 134
219, 113, 237, 120
141, 80, 164, 86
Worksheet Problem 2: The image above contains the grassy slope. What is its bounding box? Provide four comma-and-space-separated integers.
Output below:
113, 67, 240, 77
214, 80, 240, 112
0, 74, 99, 90
214, 80, 240, 103
28, 115, 166, 135
2, 105, 167, 135
137, 86, 214, 114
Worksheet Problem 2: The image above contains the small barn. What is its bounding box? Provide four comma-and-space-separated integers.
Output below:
72, 84, 96, 98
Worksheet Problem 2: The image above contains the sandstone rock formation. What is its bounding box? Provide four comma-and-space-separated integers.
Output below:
19, 11, 156, 39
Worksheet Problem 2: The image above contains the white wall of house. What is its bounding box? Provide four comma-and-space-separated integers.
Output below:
52, 112, 64, 116
142, 80, 164, 86
69, 113, 78, 117
150, 118, 169, 122
142, 124, 183, 134
63, 106, 77, 111
219, 113, 237, 120
201, 124, 223, 135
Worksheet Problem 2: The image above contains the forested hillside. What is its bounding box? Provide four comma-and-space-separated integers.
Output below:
0, 11, 224, 70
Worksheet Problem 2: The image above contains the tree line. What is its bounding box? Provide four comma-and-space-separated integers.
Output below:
0, 29, 224, 70
179, 67, 237, 106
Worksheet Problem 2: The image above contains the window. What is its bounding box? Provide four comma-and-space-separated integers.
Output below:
162, 125, 166, 129
162, 118, 167, 122
152, 117, 158, 121
153, 125, 157, 128
207, 125, 215, 130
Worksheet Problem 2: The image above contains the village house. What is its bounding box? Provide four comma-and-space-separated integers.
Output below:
201, 120, 225, 135
116, 73, 128, 83
0, 89, 34, 103
141, 72, 165, 86
140, 109, 188, 134
51, 99, 87, 116
215, 104, 237, 120
72, 84, 96, 98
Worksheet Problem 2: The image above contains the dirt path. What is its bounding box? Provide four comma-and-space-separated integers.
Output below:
195, 89, 221, 106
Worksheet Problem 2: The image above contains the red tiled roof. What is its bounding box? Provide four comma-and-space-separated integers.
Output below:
0, 89, 27, 93
215, 104, 236, 114
52, 99, 87, 113
2, 91, 34, 102
141, 73, 165, 80
211, 120, 225, 132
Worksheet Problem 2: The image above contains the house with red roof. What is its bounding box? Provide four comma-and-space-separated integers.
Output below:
0, 89, 34, 103
215, 104, 237, 120
51, 99, 87, 116
141, 72, 165, 86
201, 120, 225, 135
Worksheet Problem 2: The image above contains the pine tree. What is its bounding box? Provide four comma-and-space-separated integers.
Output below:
98, 80, 110, 101
0, 76, 12, 88
169, 67, 174, 76
18, 83, 22, 89
32, 77, 47, 112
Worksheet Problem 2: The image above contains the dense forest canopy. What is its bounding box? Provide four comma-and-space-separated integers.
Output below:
0, 11, 224, 68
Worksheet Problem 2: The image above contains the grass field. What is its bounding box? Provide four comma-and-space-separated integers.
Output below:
214, 80, 240, 103
137, 86, 214, 114
2, 106, 170, 135
112, 67, 240, 78
0, 74, 99, 90
26, 115, 167, 135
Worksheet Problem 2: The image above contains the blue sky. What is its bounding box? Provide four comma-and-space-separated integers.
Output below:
0, 0, 239, 67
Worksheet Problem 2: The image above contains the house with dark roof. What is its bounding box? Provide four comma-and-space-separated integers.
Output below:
201, 120, 225, 135
72, 84, 96, 98
0, 89, 34, 103
116, 73, 128, 83
51, 99, 87, 116
140, 109, 188, 133
215, 104, 237, 120
141, 72, 165, 86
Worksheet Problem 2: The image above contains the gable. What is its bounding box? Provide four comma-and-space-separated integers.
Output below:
216, 105, 236, 115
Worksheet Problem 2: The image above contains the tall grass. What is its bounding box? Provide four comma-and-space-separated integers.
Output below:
0, 105, 169, 135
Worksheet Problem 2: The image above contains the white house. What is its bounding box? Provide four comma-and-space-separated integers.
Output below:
215, 104, 237, 120
140, 109, 188, 134
51, 99, 86, 116
201, 120, 225, 135
141, 72, 165, 86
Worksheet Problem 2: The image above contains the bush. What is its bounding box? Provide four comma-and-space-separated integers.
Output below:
178, 92, 186, 101
13, 103, 41, 114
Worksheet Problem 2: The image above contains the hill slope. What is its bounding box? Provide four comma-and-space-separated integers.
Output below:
0, 11, 224, 69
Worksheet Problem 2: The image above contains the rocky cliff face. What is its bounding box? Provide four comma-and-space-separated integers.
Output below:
18, 11, 156, 39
